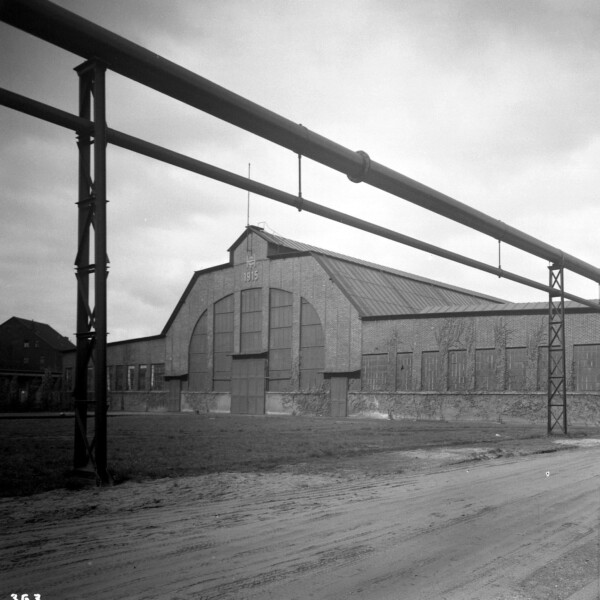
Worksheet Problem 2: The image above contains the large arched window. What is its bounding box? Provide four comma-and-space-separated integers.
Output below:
188, 311, 208, 390
269, 289, 293, 391
214, 294, 234, 391
300, 298, 324, 390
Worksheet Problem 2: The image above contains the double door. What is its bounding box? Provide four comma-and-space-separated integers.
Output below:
231, 357, 266, 414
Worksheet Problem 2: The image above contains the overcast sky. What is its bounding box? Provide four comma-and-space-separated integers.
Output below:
1, 0, 600, 342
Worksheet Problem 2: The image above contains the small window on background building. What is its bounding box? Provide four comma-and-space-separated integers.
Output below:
23, 357, 29, 365
151, 363, 165, 391
115, 365, 125, 391
64, 367, 73, 391
127, 365, 136, 391
23, 340, 30, 349
138, 364, 147, 390
107, 365, 114, 391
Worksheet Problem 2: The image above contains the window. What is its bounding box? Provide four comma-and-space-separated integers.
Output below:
475, 349, 496, 390
115, 365, 125, 391
107, 365, 114, 391
213, 295, 234, 391
23, 357, 29, 365
64, 367, 73, 392
300, 298, 324, 391
241, 288, 262, 352
23, 340, 30, 349
448, 349, 467, 390
151, 363, 165, 391
573, 344, 600, 391
269, 289, 292, 391
421, 351, 440, 390
40, 355, 45, 368
138, 364, 147, 391
188, 312, 209, 390
396, 353, 412, 390
506, 347, 526, 390
126, 365, 136, 391
362, 354, 388, 391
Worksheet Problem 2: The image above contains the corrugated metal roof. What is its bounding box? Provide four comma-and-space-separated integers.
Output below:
247, 227, 507, 318
316, 255, 504, 317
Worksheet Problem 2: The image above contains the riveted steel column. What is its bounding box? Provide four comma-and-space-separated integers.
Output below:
548, 265, 567, 435
72, 59, 110, 483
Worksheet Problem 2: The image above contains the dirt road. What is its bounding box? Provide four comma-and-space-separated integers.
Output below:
2, 443, 600, 600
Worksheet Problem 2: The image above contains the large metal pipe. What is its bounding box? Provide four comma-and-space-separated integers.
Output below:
3, 86, 600, 312
2, 0, 600, 283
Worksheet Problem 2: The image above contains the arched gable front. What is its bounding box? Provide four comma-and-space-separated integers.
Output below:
187, 289, 324, 396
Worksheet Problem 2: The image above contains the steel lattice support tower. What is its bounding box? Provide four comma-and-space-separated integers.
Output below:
547, 264, 567, 435
72, 59, 110, 483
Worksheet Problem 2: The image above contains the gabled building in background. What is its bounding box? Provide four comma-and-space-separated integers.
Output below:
0, 316, 75, 410
61, 226, 600, 424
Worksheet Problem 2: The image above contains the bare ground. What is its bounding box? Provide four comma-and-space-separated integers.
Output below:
2, 437, 600, 600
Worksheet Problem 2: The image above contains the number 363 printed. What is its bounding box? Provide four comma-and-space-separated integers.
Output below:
11, 595, 41, 600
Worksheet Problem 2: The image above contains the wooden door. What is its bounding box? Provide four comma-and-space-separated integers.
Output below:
231, 358, 266, 414
330, 376, 348, 417
167, 379, 181, 411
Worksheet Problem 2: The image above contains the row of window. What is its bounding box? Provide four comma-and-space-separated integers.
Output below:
64, 363, 165, 392
362, 345, 600, 392
107, 363, 165, 391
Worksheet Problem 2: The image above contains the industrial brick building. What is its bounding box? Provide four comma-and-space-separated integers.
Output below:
63, 226, 600, 424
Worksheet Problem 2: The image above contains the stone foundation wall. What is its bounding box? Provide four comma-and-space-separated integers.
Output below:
266, 391, 330, 416
108, 391, 172, 412
348, 391, 600, 426
181, 392, 231, 413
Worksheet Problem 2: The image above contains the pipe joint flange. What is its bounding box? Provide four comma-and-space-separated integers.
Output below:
347, 150, 371, 183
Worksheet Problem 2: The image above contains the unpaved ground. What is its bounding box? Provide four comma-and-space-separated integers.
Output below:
2, 439, 600, 600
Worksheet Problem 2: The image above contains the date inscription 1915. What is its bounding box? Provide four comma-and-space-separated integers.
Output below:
242, 254, 259, 283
